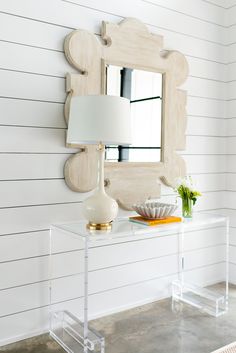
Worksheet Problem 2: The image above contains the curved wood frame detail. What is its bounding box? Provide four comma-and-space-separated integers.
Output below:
64, 18, 189, 210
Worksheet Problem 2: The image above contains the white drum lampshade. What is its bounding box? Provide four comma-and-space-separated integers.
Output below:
67, 95, 132, 230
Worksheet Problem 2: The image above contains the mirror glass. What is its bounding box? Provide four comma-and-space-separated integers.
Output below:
105, 64, 163, 162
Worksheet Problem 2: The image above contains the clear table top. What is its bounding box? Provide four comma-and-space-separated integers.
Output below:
51, 213, 228, 243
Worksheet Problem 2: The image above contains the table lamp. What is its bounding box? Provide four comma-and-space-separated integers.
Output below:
67, 95, 131, 231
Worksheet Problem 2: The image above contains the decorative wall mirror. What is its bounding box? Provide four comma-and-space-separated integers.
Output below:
64, 18, 188, 210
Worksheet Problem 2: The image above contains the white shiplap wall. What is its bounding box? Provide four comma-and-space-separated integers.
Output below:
226, 3, 236, 284
0, 0, 230, 346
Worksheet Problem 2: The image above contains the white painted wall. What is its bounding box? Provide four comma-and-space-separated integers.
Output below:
0, 0, 230, 346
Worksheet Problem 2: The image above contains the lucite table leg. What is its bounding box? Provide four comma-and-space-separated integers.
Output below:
225, 217, 229, 312
179, 223, 184, 288
172, 223, 185, 313
83, 237, 89, 353
49, 227, 53, 333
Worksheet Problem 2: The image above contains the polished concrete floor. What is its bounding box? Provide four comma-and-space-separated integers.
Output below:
2, 285, 236, 353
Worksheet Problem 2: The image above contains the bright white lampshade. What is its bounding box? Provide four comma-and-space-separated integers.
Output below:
67, 95, 131, 145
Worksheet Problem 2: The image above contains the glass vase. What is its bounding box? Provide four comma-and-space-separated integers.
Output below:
182, 198, 193, 218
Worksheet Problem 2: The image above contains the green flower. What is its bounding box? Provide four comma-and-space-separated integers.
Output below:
175, 176, 201, 205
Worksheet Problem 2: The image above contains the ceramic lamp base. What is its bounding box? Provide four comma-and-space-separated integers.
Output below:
82, 145, 118, 232
86, 222, 112, 231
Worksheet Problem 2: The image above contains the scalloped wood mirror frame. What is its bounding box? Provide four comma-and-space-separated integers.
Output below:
64, 18, 188, 210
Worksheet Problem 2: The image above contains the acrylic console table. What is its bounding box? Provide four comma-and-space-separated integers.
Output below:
49, 213, 229, 353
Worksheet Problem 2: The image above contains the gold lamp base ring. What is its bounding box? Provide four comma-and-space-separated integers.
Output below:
87, 222, 112, 231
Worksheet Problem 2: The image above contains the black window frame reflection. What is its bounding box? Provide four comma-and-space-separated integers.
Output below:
106, 67, 162, 162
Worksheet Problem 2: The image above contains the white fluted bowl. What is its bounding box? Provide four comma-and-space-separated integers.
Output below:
133, 202, 178, 219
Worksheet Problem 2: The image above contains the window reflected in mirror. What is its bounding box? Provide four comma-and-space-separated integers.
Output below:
105, 64, 163, 162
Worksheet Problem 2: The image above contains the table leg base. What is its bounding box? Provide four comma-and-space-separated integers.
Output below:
172, 280, 228, 317
50, 310, 105, 352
